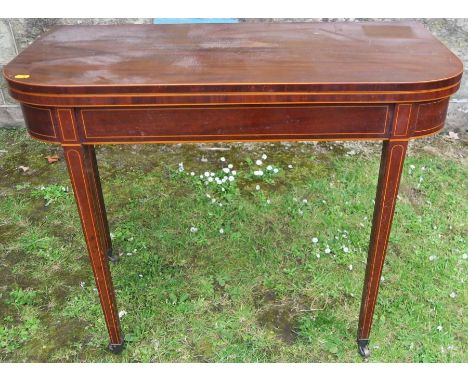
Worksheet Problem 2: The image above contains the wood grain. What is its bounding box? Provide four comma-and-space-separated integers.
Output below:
3, 22, 462, 106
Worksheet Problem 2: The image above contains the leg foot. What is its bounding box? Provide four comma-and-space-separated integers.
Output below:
108, 338, 125, 354
357, 339, 370, 359
107, 247, 119, 263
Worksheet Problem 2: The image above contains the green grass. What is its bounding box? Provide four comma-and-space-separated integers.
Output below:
0, 128, 466, 362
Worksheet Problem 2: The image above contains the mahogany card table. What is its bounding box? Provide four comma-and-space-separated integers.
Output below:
3, 22, 463, 358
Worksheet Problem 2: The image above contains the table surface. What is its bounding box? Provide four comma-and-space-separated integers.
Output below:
4, 22, 463, 94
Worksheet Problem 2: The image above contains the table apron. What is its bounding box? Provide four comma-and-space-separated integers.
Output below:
20, 99, 450, 144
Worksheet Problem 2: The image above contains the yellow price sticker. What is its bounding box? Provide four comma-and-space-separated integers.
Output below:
14, 74, 30, 79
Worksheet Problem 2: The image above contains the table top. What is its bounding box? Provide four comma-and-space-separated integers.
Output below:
3, 22, 463, 95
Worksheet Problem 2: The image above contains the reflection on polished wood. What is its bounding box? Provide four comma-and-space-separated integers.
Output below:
4, 21, 463, 358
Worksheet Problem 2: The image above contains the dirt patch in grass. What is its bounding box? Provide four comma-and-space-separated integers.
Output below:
257, 304, 298, 345
191, 337, 216, 362
20, 318, 89, 362
413, 136, 468, 166
0, 251, 41, 288
48, 267, 91, 305
396, 181, 427, 216
0, 224, 24, 243
254, 286, 299, 344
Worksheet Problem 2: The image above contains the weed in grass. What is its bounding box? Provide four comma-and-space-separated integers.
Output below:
6, 288, 38, 307
31, 184, 70, 206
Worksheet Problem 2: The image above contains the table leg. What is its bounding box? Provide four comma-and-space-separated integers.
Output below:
86, 145, 118, 263
63, 144, 124, 353
357, 140, 408, 358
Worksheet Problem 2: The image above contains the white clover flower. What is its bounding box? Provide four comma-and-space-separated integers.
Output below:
262, 154, 267, 160
228, 164, 234, 169
316, 254, 320, 259
429, 255, 437, 261
273, 168, 279, 173
342, 246, 350, 253
219, 203, 223, 207
410, 164, 416, 170
221, 188, 225, 192
206, 194, 211, 199
190, 227, 198, 233
80, 281, 86, 288
256, 159, 263, 166
190, 172, 195, 176
303, 199, 308, 204
139, 274, 143, 278
348, 264, 353, 271
216, 179, 222, 184
210, 172, 215, 177
254, 170, 264, 176
324, 247, 331, 254
267, 165, 273, 171
449, 291, 457, 298
231, 170, 237, 176
204, 171, 210, 177
219, 228, 225, 234
220, 157, 226, 162
380, 276, 385, 282
436, 325, 443, 332
119, 310, 128, 318
208, 177, 214, 182
223, 168, 230, 174
288, 164, 293, 169
200, 175, 204, 179
463, 253, 467, 259
312, 237, 318, 244
228, 176, 234, 181
255, 185, 261, 191
266, 199, 271, 204
298, 209, 303, 216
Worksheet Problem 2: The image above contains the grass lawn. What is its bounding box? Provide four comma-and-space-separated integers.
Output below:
0, 128, 466, 362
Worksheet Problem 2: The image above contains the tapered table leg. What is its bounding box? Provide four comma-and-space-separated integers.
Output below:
85, 146, 118, 263
63, 144, 124, 353
357, 140, 408, 358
